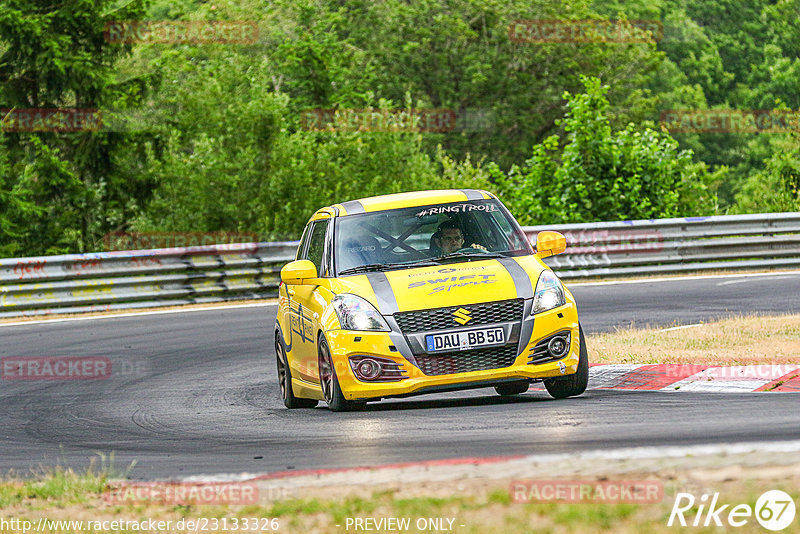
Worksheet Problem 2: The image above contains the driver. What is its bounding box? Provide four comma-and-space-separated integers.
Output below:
432, 220, 486, 255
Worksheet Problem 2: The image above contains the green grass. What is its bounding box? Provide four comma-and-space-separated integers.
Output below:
3, 462, 800, 533
0, 469, 107, 507
0, 452, 132, 508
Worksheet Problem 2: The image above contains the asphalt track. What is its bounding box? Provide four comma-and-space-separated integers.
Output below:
1, 272, 799, 479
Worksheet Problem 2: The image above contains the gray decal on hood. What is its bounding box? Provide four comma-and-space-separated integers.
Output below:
497, 257, 533, 299
365, 272, 417, 365
365, 272, 398, 314
497, 257, 535, 355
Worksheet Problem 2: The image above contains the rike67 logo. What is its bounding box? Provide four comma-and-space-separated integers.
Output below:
669, 490, 796, 531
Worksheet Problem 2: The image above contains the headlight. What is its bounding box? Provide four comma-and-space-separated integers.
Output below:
332, 294, 390, 331
531, 271, 566, 314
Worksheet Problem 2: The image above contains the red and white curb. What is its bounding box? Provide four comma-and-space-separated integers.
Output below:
541, 364, 800, 392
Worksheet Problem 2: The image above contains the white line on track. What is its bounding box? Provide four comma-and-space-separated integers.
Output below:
659, 323, 703, 332
0, 302, 278, 328
716, 274, 799, 286
568, 269, 800, 287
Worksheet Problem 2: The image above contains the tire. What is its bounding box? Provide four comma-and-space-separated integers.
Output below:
276, 334, 318, 409
544, 324, 589, 399
495, 380, 530, 396
318, 336, 365, 412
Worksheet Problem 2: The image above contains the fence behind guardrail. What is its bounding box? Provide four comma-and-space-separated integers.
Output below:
2, 213, 799, 318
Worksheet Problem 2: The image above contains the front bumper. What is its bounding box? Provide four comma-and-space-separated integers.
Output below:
326, 304, 580, 401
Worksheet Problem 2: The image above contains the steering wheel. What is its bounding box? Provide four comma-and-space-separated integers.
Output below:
455, 246, 485, 253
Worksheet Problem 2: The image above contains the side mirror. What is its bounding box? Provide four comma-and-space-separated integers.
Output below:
535, 231, 567, 258
281, 260, 318, 285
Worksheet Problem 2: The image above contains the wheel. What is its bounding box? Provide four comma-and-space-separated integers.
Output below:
495, 381, 530, 396
544, 324, 589, 399
276, 335, 318, 409
318, 336, 365, 412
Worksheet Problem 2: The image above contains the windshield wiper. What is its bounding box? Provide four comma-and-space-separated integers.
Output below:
338, 261, 438, 276
429, 251, 506, 263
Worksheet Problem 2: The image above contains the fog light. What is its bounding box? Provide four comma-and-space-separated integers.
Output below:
349, 356, 408, 382
547, 335, 569, 358
356, 358, 382, 380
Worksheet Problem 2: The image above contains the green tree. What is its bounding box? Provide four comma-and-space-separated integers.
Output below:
0, 133, 37, 257
129, 45, 492, 239
734, 133, 800, 212
498, 76, 719, 224
0, 0, 151, 254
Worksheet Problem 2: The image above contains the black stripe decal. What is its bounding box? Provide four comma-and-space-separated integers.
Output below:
365, 272, 417, 364
460, 189, 484, 200
365, 272, 398, 314
497, 257, 533, 298
386, 318, 417, 366
340, 200, 365, 215
497, 257, 536, 355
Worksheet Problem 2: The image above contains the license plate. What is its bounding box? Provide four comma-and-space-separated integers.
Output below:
425, 327, 505, 352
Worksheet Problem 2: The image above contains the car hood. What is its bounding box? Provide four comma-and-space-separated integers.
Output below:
330, 257, 545, 314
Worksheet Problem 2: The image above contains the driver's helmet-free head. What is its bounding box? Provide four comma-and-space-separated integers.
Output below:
340, 234, 382, 270
430, 219, 463, 253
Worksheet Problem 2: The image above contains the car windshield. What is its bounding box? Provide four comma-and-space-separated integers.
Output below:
334, 199, 531, 275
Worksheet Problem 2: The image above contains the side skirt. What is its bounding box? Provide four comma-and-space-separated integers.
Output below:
292, 376, 325, 401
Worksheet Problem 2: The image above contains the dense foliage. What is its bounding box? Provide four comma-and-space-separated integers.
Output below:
1, 0, 799, 254
498, 76, 721, 224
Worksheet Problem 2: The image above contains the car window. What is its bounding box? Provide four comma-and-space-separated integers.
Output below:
296, 223, 313, 260
305, 219, 330, 276
471, 208, 527, 252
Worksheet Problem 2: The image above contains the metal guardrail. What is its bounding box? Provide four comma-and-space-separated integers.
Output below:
1, 213, 799, 318
0, 242, 297, 318
522, 212, 800, 279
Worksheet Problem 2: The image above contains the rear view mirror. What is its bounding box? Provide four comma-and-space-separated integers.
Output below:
535, 231, 567, 258
405, 214, 438, 226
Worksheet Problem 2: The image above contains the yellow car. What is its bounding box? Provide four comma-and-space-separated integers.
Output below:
275, 189, 588, 411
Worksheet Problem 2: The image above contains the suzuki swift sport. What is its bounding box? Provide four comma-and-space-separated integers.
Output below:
274, 189, 588, 411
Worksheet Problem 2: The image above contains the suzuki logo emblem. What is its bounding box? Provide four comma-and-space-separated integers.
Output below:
453, 308, 472, 325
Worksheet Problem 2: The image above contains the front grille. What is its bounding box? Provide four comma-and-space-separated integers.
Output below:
394, 299, 523, 334
415, 345, 519, 376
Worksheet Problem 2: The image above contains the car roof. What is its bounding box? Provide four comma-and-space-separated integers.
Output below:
309, 189, 496, 221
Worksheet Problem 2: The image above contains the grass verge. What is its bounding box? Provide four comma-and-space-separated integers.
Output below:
1, 464, 798, 533
588, 313, 800, 365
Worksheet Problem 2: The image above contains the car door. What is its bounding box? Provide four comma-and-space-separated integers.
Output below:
286, 217, 332, 384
